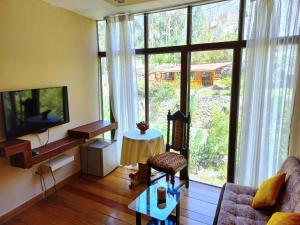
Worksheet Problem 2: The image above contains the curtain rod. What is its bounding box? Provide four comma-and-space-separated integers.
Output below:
102, 0, 228, 19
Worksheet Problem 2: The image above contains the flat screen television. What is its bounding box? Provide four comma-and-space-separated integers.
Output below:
1, 86, 69, 139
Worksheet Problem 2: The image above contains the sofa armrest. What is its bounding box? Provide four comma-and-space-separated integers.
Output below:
213, 183, 226, 225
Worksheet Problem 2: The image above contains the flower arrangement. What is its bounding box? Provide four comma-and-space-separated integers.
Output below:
136, 121, 149, 134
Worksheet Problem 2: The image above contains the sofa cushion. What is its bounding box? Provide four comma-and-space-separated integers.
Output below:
266, 212, 300, 225
252, 173, 286, 209
217, 183, 273, 225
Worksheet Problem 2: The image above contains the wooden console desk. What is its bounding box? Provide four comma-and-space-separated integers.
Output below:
68, 120, 117, 139
0, 120, 117, 168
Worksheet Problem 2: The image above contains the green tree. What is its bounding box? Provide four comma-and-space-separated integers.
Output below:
190, 108, 229, 178
205, 108, 229, 169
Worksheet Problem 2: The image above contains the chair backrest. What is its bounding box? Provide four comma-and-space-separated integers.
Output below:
166, 110, 191, 153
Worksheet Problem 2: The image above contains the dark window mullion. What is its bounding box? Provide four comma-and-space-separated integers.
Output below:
227, 47, 242, 183
187, 6, 192, 46
186, 6, 192, 114
238, 0, 246, 41
189, 41, 246, 51
144, 13, 150, 123
179, 6, 192, 180
134, 40, 246, 55
227, 0, 245, 182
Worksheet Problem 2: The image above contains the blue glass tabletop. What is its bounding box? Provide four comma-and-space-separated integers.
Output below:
128, 182, 185, 221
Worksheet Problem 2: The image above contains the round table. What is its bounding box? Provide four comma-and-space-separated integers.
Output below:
121, 129, 164, 188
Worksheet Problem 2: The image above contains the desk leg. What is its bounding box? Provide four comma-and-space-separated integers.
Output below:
136, 212, 141, 225
176, 202, 180, 225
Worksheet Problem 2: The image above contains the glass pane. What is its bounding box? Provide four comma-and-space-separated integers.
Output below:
189, 50, 233, 186
100, 58, 110, 121
235, 49, 245, 182
192, 0, 239, 44
243, 0, 252, 40
97, 20, 106, 52
148, 9, 187, 48
136, 55, 145, 121
134, 15, 144, 49
100, 57, 110, 140
149, 53, 181, 140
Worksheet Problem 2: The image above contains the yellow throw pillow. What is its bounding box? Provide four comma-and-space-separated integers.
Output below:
252, 172, 286, 209
267, 212, 300, 225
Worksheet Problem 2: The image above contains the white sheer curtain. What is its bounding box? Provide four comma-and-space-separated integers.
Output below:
236, 0, 300, 186
105, 14, 138, 164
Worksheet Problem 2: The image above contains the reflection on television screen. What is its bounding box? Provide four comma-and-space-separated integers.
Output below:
1, 87, 69, 138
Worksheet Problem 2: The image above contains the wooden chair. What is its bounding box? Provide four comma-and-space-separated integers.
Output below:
147, 110, 191, 189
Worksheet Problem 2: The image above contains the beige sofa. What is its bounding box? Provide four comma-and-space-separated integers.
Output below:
213, 157, 300, 225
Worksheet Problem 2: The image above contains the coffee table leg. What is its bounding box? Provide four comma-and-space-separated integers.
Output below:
176, 202, 180, 225
136, 212, 141, 225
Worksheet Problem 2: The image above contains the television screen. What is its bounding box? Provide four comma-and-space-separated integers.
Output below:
1, 86, 69, 139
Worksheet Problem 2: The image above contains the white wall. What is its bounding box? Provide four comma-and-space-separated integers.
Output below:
0, 0, 98, 216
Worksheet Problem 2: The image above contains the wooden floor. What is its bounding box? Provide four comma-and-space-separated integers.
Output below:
5, 167, 220, 225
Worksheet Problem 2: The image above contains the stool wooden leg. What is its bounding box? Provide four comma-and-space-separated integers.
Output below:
147, 166, 152, 186
136, 212, 141, 225
185, 177, 189, 188
185, 166, 189, 188
176, 202, 180, 225
171, 175, 175, 189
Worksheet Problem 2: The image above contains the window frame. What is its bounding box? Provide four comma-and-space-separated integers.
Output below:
98, 0, 246, 183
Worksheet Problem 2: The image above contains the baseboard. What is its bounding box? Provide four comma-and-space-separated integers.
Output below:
0, 172, 79, 225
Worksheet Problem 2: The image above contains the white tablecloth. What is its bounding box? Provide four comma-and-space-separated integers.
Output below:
120, 129, 165, 165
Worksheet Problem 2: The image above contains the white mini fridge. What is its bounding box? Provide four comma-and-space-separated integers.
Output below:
80, 138, 118, 177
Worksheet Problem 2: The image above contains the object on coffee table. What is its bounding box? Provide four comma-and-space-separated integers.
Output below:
157, 186, 166, 209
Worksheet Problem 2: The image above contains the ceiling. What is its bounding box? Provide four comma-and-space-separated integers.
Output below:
104, 0, 156, 7
42, 0, 202, 20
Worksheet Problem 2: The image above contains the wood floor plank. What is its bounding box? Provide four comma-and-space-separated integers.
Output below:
55, 191, 135, 225
4, 167, 220, 225
2, 220, 25, 225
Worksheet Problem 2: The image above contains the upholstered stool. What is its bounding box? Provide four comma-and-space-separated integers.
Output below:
147, 152, 187, 175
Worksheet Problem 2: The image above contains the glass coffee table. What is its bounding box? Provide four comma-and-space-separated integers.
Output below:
128, 181, 185, 225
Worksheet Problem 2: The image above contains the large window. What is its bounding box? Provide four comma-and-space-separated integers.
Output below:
97, 0, 247, 186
